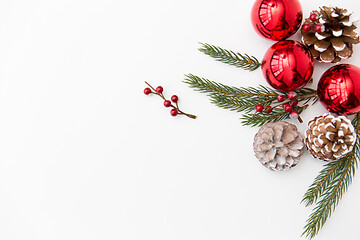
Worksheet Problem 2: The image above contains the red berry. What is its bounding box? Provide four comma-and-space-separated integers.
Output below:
144, 88, 152, 95
170, 108, 178, 116
171, 95, 178, 103
156, 86, 163, 94
277, 95, 286, 102
256, 104, 264, 112
285, 105, 293, 112
314, 24, 325, 33
309, 13, 319, 22
302, 23, 311, 32
164, 100, 171, 107
290, 110, 299, 119
290, 99, 299, 106
288, 92, 297, 100
282, 103, 288, 109
265, 106, 272, 113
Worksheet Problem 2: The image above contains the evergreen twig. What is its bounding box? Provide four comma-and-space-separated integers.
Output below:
199, 43, 261, 71
240, 105, 309, 127
183, 74, 317, 127
302, 114, 360, 239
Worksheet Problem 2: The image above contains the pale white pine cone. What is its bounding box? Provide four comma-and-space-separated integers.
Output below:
253, 121, 305, 171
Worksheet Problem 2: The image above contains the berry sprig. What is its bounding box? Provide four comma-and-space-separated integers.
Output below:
144, 82, 196, 119
302, 11, 325, 33
253, 91, 314, 123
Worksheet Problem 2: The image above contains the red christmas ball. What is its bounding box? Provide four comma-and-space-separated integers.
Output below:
261, 40, 314, 91
317, 64, 360, 115
251, 0, 303, 41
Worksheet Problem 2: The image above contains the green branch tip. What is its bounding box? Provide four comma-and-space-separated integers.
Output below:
302, 114, 360, 239
183, 74, 317, 127
198, 43, 261, 71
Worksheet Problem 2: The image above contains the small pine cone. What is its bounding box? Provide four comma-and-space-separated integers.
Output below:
253, 121, 305, 171
301, 6, 360, 63
304, 114, 356, 161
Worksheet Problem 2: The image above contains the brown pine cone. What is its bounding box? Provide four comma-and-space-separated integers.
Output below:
253, 121, 305, 171
304, 114, 356, 161
301, 6, 360, 63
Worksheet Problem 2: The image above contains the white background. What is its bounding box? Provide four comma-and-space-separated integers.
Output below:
0, 0, 359, 239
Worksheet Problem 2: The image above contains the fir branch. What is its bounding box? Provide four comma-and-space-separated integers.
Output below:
302, 114, 360, 239
198, 43, 261, 71
184, 74, 277, 112
301, 160, 344, 207
240, 105, 308, 127
184, 74, 318, 127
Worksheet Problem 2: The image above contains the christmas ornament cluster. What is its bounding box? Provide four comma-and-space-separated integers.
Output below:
249, 1, 360, 237
249, 0, 360, 171
182, 0, 360, 238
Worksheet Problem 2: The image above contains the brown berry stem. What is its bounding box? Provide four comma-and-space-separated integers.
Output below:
144, 81, 197, 119
298, 116, 303, 123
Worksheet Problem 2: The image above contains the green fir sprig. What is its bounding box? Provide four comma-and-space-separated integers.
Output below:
199, 43, 261, 71
302, 113, 360, 239
240, 105, 309, 127
183, 74, 318, 127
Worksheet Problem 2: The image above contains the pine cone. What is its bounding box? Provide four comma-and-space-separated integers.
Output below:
253, 121, 305, 171
301, 6, 360, 63
304, 114, 356, 161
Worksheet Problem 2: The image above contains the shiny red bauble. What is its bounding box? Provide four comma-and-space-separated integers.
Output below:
261, 40, 314, 91
251, 0, 303, 41
317, 64, 360, 115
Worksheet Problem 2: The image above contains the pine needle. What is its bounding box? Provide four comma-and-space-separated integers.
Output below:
302, 114, 360, 239
183, 74, 317, 127
240, 105, 308, 127
198, 43, 262, 71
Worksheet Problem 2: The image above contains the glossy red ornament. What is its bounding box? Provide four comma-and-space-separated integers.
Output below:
261, 40, 314, 91
251, 0, 303, 41
317, 64, 360, 115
